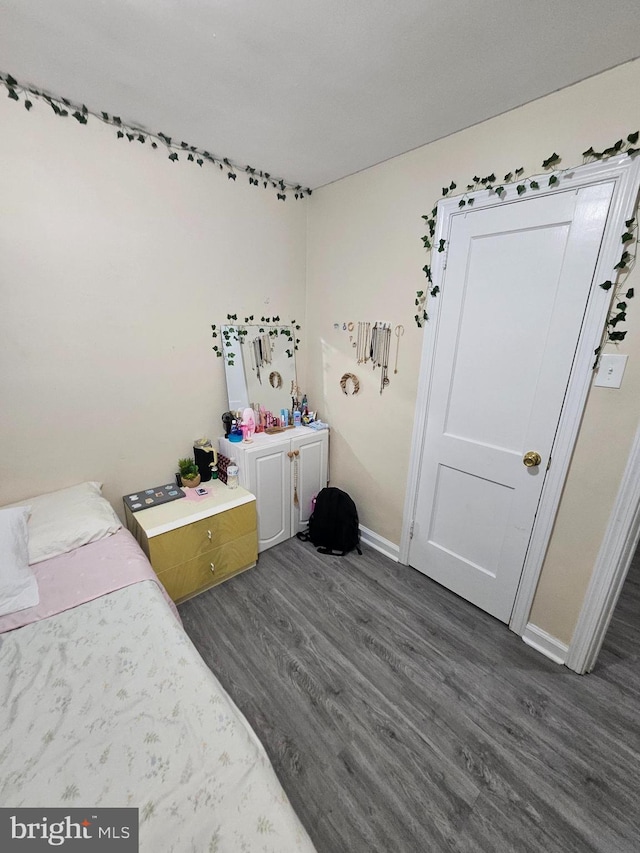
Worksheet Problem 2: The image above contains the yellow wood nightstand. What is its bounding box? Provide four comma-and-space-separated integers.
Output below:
125, 481, 257, 603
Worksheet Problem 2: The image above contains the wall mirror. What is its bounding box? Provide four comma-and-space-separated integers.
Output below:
221, 324, 297, 413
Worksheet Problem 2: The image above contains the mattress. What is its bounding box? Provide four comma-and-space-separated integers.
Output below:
0, 579, 316, 852
0, 527, 179, 633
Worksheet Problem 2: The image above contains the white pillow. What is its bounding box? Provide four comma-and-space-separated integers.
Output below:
0, 506, 40, 616
5, 482, 122, 564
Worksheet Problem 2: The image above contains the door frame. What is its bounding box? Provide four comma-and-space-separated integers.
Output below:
400, 154, 640, 641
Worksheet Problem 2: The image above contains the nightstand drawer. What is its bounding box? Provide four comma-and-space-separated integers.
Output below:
149, 502, 256, 571
156, 530, 258, 602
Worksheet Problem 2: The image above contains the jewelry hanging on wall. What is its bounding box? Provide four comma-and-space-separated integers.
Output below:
379, 323, 391, 394
394, 324, 404, 374
269, 370, 282, 389
356, 321, 371, 364
340, 372, 360, 395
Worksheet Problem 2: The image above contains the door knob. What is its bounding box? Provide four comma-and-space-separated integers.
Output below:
523, 451, 542, 468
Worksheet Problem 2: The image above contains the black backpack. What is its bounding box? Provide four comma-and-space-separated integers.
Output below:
297, 487, 362, 556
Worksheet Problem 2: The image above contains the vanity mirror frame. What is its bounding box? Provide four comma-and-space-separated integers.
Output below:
212, 315, 301, 413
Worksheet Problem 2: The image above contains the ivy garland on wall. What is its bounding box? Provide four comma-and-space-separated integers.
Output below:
0, 71, 312, 201
416, 133, 640, 358
211, 314, 301, 367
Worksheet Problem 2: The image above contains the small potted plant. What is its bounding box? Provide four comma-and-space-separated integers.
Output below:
178, 457, 201, 488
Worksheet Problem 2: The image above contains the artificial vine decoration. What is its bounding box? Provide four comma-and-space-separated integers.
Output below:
211, 314, 301, 366
0, 70, 312, 201
416, 133, 640, 351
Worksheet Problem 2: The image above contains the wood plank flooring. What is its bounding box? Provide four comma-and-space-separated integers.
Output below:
179, 537, 640, 853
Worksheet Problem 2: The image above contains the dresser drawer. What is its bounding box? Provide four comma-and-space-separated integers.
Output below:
148, 502, 256, 571
156, 530, 258, 602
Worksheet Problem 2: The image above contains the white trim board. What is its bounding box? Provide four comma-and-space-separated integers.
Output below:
522, 623, 568, 666
566, 421, 640, 674
400, 154, 640, 658
359, 525, 399, 562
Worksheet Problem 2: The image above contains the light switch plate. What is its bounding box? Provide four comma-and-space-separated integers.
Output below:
594, 353, 628, 388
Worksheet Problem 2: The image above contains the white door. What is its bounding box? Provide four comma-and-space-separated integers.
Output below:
409, 183, 615, 622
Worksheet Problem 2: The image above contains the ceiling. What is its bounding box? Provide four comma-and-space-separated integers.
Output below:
1, 1, 639, 189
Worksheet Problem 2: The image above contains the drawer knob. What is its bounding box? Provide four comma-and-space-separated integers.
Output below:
210, 562, 215, 573
207, 529, 212, 540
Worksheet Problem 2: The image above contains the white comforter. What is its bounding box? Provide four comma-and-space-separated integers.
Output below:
0, 580, 316, 853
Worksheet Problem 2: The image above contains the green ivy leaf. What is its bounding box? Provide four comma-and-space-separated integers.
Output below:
515, 167, 524, 177
430, 286, 440, 296
627, 131, 639, 144
437, 239, 446, 253
467, 198, 474, 206
8, 88, 19, 101
6, 74, 18, 87
621, 232, 633, 243
625, 217, 636, 228
116, 130, 124, 138
609, 330, 627, 341
503, 172, 513, 182
626, 288, 634, 299
187, 153, 194, 161
517, 184, 526, 195
583, 146, 595, 158
599, 280, 613, 290
24, 99, 32, 111
416, 290, 424, 297
458, 199, 466, 208
530, 180, 540, 190
168, 152, 178, 162
616, 302, 627, 310
549, 175, 558, 186
542, 153, 560, 169
449, 181, 456, 190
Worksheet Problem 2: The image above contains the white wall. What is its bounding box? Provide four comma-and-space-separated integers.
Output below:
305, 59, 640, 645
0, 95, 306, 513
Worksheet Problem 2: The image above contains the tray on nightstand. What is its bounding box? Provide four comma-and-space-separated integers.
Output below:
123, 483, 185, 512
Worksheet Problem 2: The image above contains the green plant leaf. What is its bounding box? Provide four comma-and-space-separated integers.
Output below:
529, 180, 540, 190
168, 152, 178, 162
8, 88, 19, 101
6, 74, 18, 87
437, 239, 446, 253
599, 280, 613, 290
616, 302, 627, 310
517, 184, 526, 195
449, 181, 456, 190
625, 217, 636, 228
515, 167, 524, 177
24, 99, 32, 110
622, 232, 633, 243
627, 131, 639, 144
548, 175, 558, 186
583, 146, 595, 158
626, 288, 634, 299
458, 199, 466, 208
503, 172, 513, 182
467, 198, 474, 206
609, 331, 627, 341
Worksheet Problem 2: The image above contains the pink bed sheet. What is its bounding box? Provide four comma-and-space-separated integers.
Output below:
0, 527, 181, 633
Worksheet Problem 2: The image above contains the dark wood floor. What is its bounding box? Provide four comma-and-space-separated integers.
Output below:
179, 537, 640, 853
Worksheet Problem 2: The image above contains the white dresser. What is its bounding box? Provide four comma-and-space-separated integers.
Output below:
219, 426, 329, 552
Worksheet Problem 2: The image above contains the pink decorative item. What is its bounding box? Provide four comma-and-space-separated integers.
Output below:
241, 407, 256, 442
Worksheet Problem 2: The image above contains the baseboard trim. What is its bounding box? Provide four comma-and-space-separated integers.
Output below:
522, 623, 569, 666
359, 526, 399, 562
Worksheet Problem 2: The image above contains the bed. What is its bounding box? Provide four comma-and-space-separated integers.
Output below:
0, 483, 317, 853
